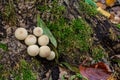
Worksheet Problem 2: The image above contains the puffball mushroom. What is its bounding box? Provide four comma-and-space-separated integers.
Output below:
27, 45, 39, 56
33, 27, 43, 37
38, 35, 49, 46
39, 46, 51, 58
25, 35, 37, 45
46, 51, 55, 60
15, 28, 28, 40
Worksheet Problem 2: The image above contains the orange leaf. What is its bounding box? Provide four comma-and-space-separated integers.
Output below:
79, 62, 114, 80
106, 0, 116, 7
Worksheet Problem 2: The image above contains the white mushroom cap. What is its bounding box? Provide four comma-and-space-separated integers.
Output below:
15, 28, 28, 40
27, 45, 39, 56
38, 35, 49, 46
39, 46, 51, 58
25, 35, 37, 46
33, 27, 43, 37
46, 51, 55, 60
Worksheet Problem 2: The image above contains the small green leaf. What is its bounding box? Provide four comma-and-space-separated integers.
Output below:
70, 75, 76, 80
37, 14, 57, 48
117, 24, 120, 29
85, 0, 97, 7
70, 73, 87, 80
60, 62, 79, 73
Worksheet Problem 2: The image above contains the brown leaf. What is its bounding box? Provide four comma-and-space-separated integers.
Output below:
96, 2, 106, 9
79, 62, 114, 80
91, 62, 112, 73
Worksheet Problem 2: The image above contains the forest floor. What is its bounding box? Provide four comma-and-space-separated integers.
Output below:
0, 0, 120, 80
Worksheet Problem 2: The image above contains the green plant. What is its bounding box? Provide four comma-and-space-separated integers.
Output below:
71, 18, 93, 52
37, 14, 57, 48
91, 45, 106, 62
45, 18, 93, 63
70, 73, 87, 80
2, 0, 16, 25
117, 24, 120, 29
79, 1, 98, 16
37, 0, 93, 64
85, 0, 97, 7
0, 64, 5, 80
36, 0, 65, 21
14, 60, 36, 80
60, 62, 79, 73
116, 24, 120, 39
0, 43, 8, 51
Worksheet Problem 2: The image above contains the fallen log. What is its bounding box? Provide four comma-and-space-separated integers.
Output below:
63, 0, 120, 55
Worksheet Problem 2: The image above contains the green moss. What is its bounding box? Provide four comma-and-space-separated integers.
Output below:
79, 1, 98, 16
71, 18, 93, 51
14, 60, 36, 80
37, 5, 49, 12
37, 0, 94, 56
46, 17, 93, 56
117, 24, 120, 29
116, 24, 120, 39
37, 0, 65, 12
91, 45, 107, 62
37, 0, 65, 21
30, 59, 41, 68
0, 59, 38, 80
2, 0, 16, 25
36, 0, 105, 64
0, 64, 6, 80
0, 43, 8, 51
0, 64, 3, 78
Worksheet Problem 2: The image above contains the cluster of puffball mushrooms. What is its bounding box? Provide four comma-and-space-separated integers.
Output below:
14, 27, 55, 60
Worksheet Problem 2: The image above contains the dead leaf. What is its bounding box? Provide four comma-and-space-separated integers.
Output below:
59, 67, 69, 79
97, 7, 111, 18
79, 62, 115, 80
106, 0, 116, 7
112, 16, 120, 24
45, 70, 51, 79
111, 55, 120, 59
107, 74, 116, 80
96, 2, 106, 9
111, 55, 120, 64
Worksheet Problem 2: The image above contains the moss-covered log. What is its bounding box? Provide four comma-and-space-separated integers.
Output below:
0, 0, 120, 79
63, 0, 120, 55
